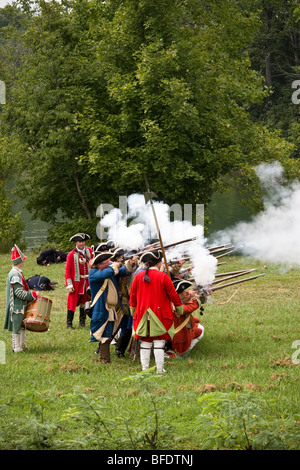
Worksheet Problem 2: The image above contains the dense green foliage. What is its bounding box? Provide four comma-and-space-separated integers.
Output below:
244, 0, 300, 160
0, 178, 24, 252
0, 0, 299, 242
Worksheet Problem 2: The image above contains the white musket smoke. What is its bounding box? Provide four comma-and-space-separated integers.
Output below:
100, 193, 217, 285
211, 161, 300, 267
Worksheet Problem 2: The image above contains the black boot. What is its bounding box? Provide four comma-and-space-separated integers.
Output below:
99, 341, 111, 363
115, 329, 132, 357
79, 307, 86, 327
129, 338, 140, 361
67, 309, 75, 329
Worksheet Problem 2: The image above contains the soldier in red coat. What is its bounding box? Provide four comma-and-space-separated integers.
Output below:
65, 233, 93, 329
129, 250, 183, 373
167, 279, 204, 357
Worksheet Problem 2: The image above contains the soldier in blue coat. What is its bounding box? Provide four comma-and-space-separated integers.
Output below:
89, 251, 129, 363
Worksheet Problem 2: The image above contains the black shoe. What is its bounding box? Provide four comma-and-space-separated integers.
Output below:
67, 310, 75, 329
115, 349, 125, 358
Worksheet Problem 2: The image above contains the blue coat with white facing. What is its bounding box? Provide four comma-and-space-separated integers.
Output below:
89, 263, 129, 342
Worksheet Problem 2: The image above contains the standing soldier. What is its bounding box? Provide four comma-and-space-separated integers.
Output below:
4, 245, 37, 352
88, 251, 128, 363
129, 250, 183, 373
65, 233, 93, 329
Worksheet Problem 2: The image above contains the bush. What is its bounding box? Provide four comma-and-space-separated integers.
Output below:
0, 185, 24, 253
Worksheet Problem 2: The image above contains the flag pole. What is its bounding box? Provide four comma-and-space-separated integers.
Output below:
144, 175, 170, 277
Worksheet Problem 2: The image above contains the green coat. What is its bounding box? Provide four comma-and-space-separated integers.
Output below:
4, 267, 36, 334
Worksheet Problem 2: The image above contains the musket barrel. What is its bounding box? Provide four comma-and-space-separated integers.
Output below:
215, 250, 234, 259
212, 269, 257, 285
207, 243, 233, 252
209, 245, 234, 255
211, 274, 265, 291
136, 236, 198, 256
215, 269, 256, 277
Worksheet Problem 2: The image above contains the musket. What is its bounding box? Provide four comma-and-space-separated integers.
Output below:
144, 175, 170, 277
215, 269, 256, 278
212, 269, 257, 285
168, 256, 190, 266
215, 250, 234, 259
207, 243, 233, 252
210, 273, 265, 291
156, 237, 198, 251
135, 236, 198, 257
179, 265, 194, 274
209, 245, 234, 255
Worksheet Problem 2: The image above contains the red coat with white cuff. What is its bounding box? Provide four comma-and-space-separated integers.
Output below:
65, 247, 93, 311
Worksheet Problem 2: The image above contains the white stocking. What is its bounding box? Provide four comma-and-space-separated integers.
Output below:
153, 339, 166, 373
12, 333, 23, 352
140, 341, 152, 370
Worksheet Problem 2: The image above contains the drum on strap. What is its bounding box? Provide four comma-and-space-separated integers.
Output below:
23, 296, 52, 332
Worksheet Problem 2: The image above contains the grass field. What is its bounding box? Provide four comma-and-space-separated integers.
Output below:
0, 252, 299, 450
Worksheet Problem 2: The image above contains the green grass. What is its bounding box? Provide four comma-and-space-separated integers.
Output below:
0, 253, 299, 450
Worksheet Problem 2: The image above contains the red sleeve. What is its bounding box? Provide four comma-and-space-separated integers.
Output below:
183, 298, 199, 314
129, 275, 137, 307
32, 291, 37, 300
65, 251, 74, 286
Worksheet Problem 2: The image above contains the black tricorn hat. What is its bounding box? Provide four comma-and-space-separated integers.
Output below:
106, 240, 116, 250
111, 247, 127, 260
140, 250, 163, 264
69, 232, 91, 242
93, 252, 112, 265
125, 248, 139, 259
91, 242, 109, 253
172, 278, 193, 294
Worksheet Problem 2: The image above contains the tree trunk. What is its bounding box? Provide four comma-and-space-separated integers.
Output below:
74, 173, 92, 220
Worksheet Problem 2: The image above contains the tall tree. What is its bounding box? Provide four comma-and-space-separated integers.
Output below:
0, 0, 106, 223
239, 0, 300, 160
0, 5, 27, 249
82, 0, 294, 207
0, 0, 296, 230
